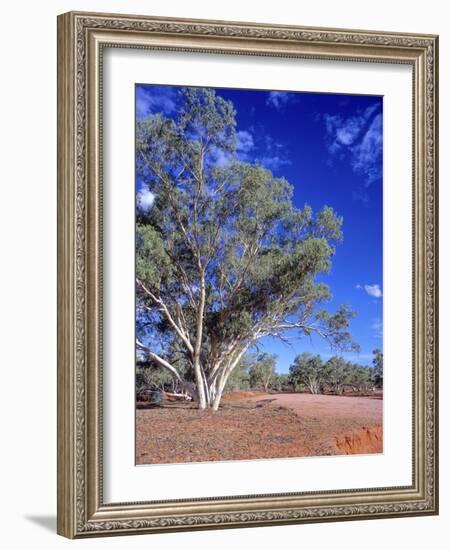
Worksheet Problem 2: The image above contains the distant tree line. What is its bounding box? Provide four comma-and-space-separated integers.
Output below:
288, 350, 383, 395
136, 348, 383, 399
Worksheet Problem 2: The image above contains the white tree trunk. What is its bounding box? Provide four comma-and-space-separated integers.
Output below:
211, 377, 227, 411
210, 345, 250, 410
194, 361, 207, 409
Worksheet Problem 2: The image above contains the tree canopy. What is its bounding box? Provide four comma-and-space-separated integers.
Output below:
136, 87, 359, 409
248, 353, 277, 392
289, 352, 325, 394
289, 353, 377, 395
372, 349, 383, 388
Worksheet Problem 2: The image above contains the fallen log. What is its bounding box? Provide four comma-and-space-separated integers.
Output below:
162, 391, 193, 401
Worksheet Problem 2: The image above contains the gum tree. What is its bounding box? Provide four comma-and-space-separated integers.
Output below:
289, 353, 326, 394
324, 356, 351, 394
248, 353, 277, 392
372, 349, 383, 388
136, 87, 358, 410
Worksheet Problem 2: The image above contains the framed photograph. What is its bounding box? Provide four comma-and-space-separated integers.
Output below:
57, 11, 439, 538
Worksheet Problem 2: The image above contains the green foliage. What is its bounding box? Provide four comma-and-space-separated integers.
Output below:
136, 224, 173, 289
372, 349, 383, 388
270, 373, 291, 391
289, 354, 376, 395
136, 363, 174, 394
248, 353, 277, 391
224, 360, 251, 392
323, 356, 374, 394
348, 363, 374, 393
323, 356, 351, 394
289, 352, 326, 394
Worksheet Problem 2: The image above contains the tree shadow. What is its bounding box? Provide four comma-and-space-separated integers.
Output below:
136, 402, 195, 410
25, 515, 56, 533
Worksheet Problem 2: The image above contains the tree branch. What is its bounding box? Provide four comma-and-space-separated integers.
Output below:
137, 278, 194, 355
136, 339, 183, 383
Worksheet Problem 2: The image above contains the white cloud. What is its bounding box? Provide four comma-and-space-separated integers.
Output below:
259, 156, 291, 170
208, 130, 254, 167
324, 105, 378, 149
212, 126, 291, 173
364, 284, 382, 298
257, 135, 291, 172
336, 119, 364, 145
210, 147, 232, 168
236, 130, 254, 153
356, 283, 383, 299
266, 91, 293, 110
323, 104, 382, 193
351, 113, 382, 186
136, 86, 177, 118
137, 188, 155, 211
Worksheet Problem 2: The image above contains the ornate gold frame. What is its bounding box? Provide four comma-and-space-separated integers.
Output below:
57, 11, 439, 538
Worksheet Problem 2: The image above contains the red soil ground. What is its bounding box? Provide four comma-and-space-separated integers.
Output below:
136, 392, 382, 465
250, 392, 382, 421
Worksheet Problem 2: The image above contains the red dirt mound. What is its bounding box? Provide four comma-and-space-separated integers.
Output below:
335, 425, 383, 455
221, 390, 269, 401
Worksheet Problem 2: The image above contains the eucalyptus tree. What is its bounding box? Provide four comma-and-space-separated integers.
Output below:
324, 356, 351, 394
372, 349, 383, 388
248, 353, 277, 392
289, 353, 326, 394
352, 364, 375, 394
136, 87, 358, 410
271, 373, 291, 392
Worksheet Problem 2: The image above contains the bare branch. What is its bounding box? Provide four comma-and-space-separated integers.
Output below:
136, 339, 183, 382
137, 278, 194, 355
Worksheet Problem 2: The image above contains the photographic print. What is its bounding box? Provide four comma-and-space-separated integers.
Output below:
57, 13, 438, 536
135, 84, 383, 465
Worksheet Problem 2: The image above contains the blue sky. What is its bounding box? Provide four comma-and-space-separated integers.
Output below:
136, 84, 383, 372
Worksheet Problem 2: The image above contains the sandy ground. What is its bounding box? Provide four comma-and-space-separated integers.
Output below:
251, 393, 382, 421
136, 392, 382, 465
